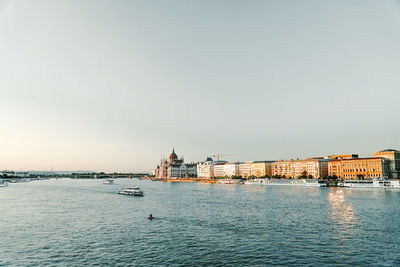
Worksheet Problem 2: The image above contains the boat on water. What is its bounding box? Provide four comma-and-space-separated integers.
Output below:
244, 178, 267, 185
385, 180, 400, 190
0, 181, 8, 187
216, 179, 243, 184
338, 179, 400, 189
245, 178, 328, 187
103, 179, 114, 185
118, 187, 144, 196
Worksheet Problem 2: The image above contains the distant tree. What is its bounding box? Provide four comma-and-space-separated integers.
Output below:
307, 175, 313, 179
298, 171, 308, 179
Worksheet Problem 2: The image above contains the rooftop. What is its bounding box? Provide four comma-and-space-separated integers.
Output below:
378, 149, 400, 153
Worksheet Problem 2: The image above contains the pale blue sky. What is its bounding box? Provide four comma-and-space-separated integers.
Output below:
1, 0, 400, 172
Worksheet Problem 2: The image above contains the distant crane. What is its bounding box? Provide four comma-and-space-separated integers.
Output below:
211, 153, 235, 161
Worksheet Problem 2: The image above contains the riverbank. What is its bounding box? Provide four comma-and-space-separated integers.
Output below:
145, 177, 340, 186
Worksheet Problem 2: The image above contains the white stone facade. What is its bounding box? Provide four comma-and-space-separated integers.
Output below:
223, 163, 239, 177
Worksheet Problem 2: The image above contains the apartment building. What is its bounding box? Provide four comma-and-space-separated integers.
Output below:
250, 161, 274, 177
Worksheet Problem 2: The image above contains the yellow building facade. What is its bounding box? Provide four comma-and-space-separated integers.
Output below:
272, 160, 294, 178
328, 157, 389, 180
292, 159, 329, 179
327, 160, 342, 178
250, 161, 274, 177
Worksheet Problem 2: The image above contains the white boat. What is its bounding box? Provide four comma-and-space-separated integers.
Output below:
244, 178, 268, 185
216, 179, 243, 184
103, 179, 114, 184
385, 180, 400, 189
118, 187, 144, 196
245, 179, 327, 187
0, 181, 8, 187
338, 179, 400, 189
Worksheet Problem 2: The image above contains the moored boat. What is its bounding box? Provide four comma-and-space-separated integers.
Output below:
216, 179, 243, 184
0, 180, 8, 187
245, 179, 327, 187
244, 178, 267, 185
338, 179, 400, 189
385, 180, 400, 190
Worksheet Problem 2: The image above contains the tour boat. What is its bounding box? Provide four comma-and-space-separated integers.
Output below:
244, 178, 268, 185
103, 179, 114, 185
216, 179, 243, 184
245, 179, 328, 187
118, 187, 144, 196
338, 179, 400, 189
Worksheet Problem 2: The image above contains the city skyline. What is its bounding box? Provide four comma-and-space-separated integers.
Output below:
1, 0, 400, 172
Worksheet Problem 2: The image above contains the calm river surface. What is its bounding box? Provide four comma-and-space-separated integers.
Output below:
1, 178, 400, 266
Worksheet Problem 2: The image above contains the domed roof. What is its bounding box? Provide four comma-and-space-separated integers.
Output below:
381, 149, 398, 152
169, 148, 178, 161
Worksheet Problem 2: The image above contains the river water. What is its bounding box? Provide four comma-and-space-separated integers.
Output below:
0, 178, 399, 266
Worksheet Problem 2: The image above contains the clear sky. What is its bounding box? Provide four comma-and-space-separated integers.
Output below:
1, 0, 399, 172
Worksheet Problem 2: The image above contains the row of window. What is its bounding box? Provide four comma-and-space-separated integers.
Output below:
343, 173, 381, 178
342, 168, 381, 172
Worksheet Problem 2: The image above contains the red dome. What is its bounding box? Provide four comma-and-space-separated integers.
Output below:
169, 149, 178, 161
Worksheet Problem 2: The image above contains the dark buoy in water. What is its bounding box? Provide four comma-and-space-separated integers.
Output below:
148, 214, 153, 220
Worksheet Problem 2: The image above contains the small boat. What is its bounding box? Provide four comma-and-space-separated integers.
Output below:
118, 187, 144, 196
103, 179, 114, 185
0, 181, 8, 187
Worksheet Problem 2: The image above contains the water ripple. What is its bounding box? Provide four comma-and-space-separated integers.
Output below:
1, 179, 400, 266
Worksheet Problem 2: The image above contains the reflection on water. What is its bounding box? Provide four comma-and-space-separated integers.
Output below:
328, 188, 359, 242
328, 189, 356, 224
